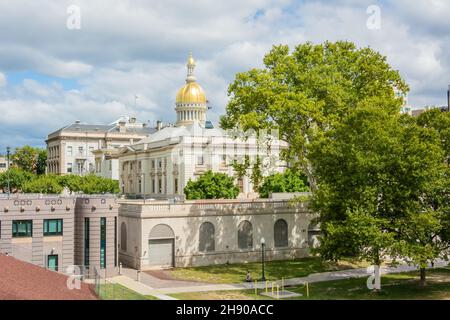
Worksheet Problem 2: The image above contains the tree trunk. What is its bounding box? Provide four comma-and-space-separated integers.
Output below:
419, 267, 427, 287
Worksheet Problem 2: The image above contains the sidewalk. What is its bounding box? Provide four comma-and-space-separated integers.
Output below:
110, 260, 448, 297
145, 260, 449, 295
110, 275, 178, 300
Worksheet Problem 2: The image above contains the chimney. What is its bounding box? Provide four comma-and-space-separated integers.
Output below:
156, 120, 162, 131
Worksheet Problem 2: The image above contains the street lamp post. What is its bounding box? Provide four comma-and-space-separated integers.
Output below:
6, 146, 10, 198
261, 237, 266, 282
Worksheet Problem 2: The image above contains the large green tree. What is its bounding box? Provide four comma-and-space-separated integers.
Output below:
184, 170, 239, 200
308, 103, 448, 287
258, 169, 309, 198
0, 168, 35, 193
220, 41, 408, 189
11, 146, 47, 174
416, 109, 450, 161
22, 175, 63, 194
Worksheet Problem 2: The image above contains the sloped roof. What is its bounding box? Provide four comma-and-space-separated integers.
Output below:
0, 254, 98, 300
48, 122, 156, 136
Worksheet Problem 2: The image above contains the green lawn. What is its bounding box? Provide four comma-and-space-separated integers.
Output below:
170, 267, 450, 300
97, 283, 157, 300
168, 257, 369, 284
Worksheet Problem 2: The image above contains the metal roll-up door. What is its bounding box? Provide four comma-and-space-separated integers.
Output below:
148, 224, 175, 268
148, 239, 174, 267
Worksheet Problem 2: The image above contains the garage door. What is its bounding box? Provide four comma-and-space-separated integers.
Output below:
148, 239, 174, 267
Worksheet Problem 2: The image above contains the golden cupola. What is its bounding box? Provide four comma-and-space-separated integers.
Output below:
175, 53, 207, 127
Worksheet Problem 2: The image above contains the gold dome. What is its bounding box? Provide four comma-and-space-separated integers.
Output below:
176, 82, 206, 104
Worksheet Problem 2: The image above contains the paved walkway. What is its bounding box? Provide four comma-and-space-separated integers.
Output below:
111, 260, 448, 298
109, 275, 178, 300
121, 267, 211, 289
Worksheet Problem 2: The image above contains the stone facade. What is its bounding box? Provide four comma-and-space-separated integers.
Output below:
118, 198, 317, 269
0, 195, 118, 277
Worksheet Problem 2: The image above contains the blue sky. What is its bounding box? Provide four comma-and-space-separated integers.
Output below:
0, 0, 449, 150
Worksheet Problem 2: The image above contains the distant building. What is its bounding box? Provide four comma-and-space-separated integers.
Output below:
92, 148, 121, 180
410, 105, 447, 117
0, 195, 118, 277
403, 85, 450, 116
46, 117, 157, 176
0, 156, 11, 173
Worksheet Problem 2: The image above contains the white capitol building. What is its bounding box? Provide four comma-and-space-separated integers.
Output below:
117, 53, 287, 200
116, 55, 315, 270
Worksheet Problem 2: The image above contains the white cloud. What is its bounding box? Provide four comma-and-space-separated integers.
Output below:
0, 72, 6, 86
0, 0, 449, 148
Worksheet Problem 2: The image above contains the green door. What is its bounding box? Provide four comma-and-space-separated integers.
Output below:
47, 255, 58, 271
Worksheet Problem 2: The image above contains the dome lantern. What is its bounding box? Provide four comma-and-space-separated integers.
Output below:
175, 53, 207, 127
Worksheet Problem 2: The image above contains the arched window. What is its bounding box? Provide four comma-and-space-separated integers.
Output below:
149, 224, 175, 239
120, 222, 127, 251
238, 220, 253, 249
199, 222, 215, 252
274, 219, 288, 248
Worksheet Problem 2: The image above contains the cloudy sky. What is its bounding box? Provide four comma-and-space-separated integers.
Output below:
0, 0, 449, 150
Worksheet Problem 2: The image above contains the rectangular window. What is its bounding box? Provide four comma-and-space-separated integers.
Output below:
12, 220, 32, 238
0, 163, 6, 168
67, 163, 72, 173
78, 146, 84, 155
158, 159, 162, 168
151, 160, 155, 169
84, 218, 90, 267
197, 156, 204, 165
47, 255, 58, 271
238, 178, 244, 193
221, 155, 227, 166
67, 146, 73, 156
158, 179, 162, 193
43, 219, 63, 236
100, 218, 106, 269
152, 179, 155, 193
174, 178, 178, 194
114, 217, 117, 268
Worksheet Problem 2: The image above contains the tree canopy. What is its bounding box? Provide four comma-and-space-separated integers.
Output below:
11, 146, 47, 174
220, 40, 448, 288
220, 41, 408, 188
258, 169, 309, 198
0, 170, 119, 195
308, 103, 448, 286
184, 170, 240, 200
